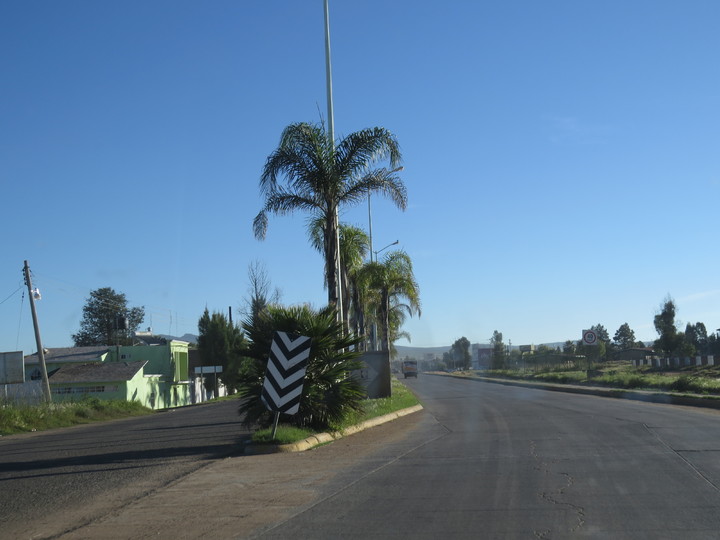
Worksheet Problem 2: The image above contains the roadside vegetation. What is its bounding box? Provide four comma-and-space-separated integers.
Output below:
469, 361, 720, 396
0, 397, 152, 436
251, 376, 420, 444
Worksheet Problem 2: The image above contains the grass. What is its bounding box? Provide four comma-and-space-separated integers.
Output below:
466, 361, 720, 396
251, 424, 316, 445
0, 397, 152, 436
250, 377, 421, 445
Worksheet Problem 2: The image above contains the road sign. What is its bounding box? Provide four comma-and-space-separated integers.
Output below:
0, 351, 24, 384
261, 331, 311, 415
582, 329, 598, 346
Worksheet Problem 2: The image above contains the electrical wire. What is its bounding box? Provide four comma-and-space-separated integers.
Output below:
33, 272, 198, 335
0, 286, 22, 306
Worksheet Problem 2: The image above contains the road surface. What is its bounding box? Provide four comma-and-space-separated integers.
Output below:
6, 376, 720, 539
0, 399, 250, 538
257, 374, 720, 539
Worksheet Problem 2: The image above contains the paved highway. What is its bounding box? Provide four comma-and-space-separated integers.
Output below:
258, 374, 720, 539
5, 376, 720, 539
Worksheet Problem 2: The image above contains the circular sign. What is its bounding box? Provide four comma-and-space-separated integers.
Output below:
582, 329, 598, 345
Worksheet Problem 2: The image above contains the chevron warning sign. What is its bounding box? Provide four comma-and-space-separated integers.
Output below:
261, 331, 312, 415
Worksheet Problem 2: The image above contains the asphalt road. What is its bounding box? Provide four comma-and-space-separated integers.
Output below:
6, 376, 720, 539
0, 399, 250, 538
256, 374, 720, 539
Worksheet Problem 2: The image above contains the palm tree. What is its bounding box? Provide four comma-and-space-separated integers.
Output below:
358, 250, 421, 353
253, 122, 404, 311
309, 219, 370, 336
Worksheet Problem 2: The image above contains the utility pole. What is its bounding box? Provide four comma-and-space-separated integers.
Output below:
23, 260, 51, 402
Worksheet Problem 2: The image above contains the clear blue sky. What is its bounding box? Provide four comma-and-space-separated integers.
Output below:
2, 1, 719, 353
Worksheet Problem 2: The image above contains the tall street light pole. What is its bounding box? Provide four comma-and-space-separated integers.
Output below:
324, 0, 343, 324
368, 240, 399, 352
368, 166, 403, 263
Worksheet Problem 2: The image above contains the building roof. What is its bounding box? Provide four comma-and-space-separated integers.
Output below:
48, 361, 147, 383
25, 346, 110, 364
133, 332, 168, 346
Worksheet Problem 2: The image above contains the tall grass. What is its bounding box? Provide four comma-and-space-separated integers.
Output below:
0, 397, 152, 436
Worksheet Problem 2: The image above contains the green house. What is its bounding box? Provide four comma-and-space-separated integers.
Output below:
23, 341, 190, 409
48, 361, 149, 403
109, 341, 190, 409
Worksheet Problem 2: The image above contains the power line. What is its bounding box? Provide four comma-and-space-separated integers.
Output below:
33, 272, 198, 332
0, 286, 22, 307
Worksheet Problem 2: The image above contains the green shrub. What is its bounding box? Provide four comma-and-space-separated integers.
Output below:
238, 304, 365, 432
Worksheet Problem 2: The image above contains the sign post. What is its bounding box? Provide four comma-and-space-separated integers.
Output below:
261, 331, 311, 439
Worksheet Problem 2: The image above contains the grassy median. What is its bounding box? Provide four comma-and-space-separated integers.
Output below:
252, 377, 420, 444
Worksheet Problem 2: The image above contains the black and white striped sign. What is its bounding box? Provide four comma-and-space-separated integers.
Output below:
261, 331, 311, 415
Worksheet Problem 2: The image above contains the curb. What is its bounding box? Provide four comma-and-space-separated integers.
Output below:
244, 404, 424, 454
431, 372, 720, 410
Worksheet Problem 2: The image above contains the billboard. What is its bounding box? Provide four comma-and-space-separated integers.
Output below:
0, 351, 25, 384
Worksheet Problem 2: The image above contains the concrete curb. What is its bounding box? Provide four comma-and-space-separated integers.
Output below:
244, 404, 424, 454
432, 372, 720, 410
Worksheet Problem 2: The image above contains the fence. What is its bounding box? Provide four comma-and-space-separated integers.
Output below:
632, 356, 715, 368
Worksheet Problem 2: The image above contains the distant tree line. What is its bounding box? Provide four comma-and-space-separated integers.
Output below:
485, 296, 720, 370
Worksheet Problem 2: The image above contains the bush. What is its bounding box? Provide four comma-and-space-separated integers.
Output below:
670, 375, 696, 393
238, 304, 365, 432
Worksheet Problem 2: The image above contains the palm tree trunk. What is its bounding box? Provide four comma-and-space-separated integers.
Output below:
324, 212, 338, 308
352, 283, 365, 350
380, 288, 390, 353
341, 265, 351, 328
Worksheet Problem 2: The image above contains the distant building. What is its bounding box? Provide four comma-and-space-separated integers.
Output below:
472, 346, 493, 369
612, 347, 656, 362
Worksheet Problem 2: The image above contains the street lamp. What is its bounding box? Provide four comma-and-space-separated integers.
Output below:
373, 240, 399, 262
323, 0, 344, 324
368, 166, 404, 262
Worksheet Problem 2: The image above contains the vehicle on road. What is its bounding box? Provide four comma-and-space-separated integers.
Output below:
401, 360, 418, 378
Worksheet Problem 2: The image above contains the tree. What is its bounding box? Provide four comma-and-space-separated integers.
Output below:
450, 337, 472, 370
241, 260, 281, 321
563, 340, 577, 356
197, 309, 247, 394
310, 220, 370, 338
254, 122, 404, 311
613, 323, 637, 350
685, 322, 708, 355
237, 304, 364, 431
72, 287, 144, 346
653, 297, 685, 356
356, 250, 420, 354
491, 331, 506, 369
591, 324, 610, 343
